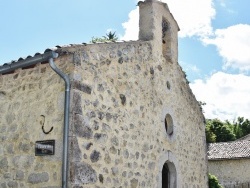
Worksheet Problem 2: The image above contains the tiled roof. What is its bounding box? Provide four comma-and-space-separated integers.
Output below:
235, 134, 250, 141
0, 47, 60, 74
207, 140, 250, 160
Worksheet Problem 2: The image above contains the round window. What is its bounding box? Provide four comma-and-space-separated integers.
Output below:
165, 114, 173, 135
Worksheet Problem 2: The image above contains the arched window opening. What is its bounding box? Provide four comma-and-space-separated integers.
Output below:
162, 162, 177, 188
162, 163, 170, 188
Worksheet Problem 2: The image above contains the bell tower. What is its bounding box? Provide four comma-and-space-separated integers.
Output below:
138, 0, 180, 63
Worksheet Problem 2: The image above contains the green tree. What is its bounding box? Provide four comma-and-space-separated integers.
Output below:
206, 119, 236, 143
208, 173, 223, 188
216, 125, 236, 142
233, 117, 250, 139
205, 124, 216, 143
234, 124, 243, 139
241, 118, 250, 136
90, 31, 118, 43
205, 117, 250, 143
234, 117, 244, 138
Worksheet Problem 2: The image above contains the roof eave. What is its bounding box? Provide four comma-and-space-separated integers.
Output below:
0, 51, 58, 75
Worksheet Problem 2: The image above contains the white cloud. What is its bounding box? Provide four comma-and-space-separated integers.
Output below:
203, 24, 250, 71
190, 72, 250, 121
180, 61, 200, 73
166, 0, 215, 38
121, 7, 139, 41
121, 0, 215, 40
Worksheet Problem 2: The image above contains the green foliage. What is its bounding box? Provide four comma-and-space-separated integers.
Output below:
105, 31, 118, 41
90, 31, 118, 43
205, 124, 216, 143
206, 119, 235, 143
205, 117, 250, 143
234, 117, 250, 138
208, 173, 223, 188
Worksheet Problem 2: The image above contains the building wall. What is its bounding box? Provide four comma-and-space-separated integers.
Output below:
65, 30, 207, 188
0, 1, 208, 187
0, 56, 74, 187
208, 159, 250, 187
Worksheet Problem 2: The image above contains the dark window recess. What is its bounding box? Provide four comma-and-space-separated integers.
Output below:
162, 18, 172, 61
162, 163, 170, 188
162, 162, 177, 188
165, 114, 174, 135
162, 19, 169, 44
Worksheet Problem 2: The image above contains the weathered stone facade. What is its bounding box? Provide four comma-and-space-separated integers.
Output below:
208, 159, 250, 187
0, 0, 208, 187
0, 59, 74, 187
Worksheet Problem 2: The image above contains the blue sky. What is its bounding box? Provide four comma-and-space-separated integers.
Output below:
1, 0, 250, 121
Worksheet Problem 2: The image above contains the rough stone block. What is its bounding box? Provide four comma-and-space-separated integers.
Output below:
72, 81, 92, 94
0, 183, 7, 188
72, 91, 83, 115
7, 181, 18, 188
94, 133, 108, 144
119, 94, 126, 105
70, 162, 97, 184
90, 150, 101, 163
69, 137, 82, 162
16, 170, 24, 180
28, 172, 49, 184
0, 157, 8, 171
73, 114, 93, 139
130, 178, 138, 188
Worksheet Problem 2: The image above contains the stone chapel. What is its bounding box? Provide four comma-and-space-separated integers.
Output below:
0, 0, 208, 187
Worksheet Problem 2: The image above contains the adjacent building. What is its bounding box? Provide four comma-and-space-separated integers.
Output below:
208, 136, 250, 188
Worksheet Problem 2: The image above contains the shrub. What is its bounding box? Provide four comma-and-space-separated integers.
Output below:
208, 173, 223, 188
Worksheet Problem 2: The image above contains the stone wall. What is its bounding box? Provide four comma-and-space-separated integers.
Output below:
208, 159, 250, 187
0, 56, 74, 187
0, 1, 208, 187
0, 40, 208, 187
64, 37, 208, 187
